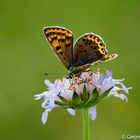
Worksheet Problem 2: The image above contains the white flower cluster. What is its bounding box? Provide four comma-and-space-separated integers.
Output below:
35, 70, 131, 124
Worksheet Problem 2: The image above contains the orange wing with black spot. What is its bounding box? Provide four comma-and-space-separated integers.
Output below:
73, 33, 117, 68
44, 26, 74, 69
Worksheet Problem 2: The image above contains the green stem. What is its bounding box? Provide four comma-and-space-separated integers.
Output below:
82, 108, 90, 140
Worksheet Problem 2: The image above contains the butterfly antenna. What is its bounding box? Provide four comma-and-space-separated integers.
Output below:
44, 72, 67, 76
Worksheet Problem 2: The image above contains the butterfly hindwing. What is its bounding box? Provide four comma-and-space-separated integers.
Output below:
44, 26, 74, 69
100, 53, 118, 62
73, 33, 107, 67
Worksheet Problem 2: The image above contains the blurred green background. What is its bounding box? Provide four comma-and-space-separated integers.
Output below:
0, 0, 139, 140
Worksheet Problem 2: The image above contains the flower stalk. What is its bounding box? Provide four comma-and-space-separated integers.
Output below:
82, 108, 90, 140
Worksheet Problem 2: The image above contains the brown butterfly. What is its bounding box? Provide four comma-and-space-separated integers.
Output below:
43, 26, 117, 77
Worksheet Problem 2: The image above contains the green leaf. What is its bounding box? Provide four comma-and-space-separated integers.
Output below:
81, 86, 90, 102
58, 95, 71, 106
99, 89, 110, 100
72, 92, 84, 108
55, 101, 66, 106
85, 88, 99, 107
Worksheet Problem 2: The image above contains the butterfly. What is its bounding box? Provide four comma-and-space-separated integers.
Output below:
43, 26, 117, 77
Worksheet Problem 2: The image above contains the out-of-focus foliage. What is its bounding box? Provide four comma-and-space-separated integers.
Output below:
0, 0, 139, 140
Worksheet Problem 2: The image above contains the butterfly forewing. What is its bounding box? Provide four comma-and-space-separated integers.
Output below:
44, 26, 74, 69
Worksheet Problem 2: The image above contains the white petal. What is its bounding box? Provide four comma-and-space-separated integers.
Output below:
62, 78, 71, 89
92, 72, 101, 85
54, 80, 61, 89
113, 78, 124, 82
67, 108, 76, 116
121, 85, 132, 94
108, 86, 128, 102
85, 83, 94, 94
44, 80, 53, 88
104, 69, 112, 77
41, 110, 49, 124
41, 108, 52, 124
114, 93, 128, 102
75, 83, 84, 95
60, 90, 73, 100
113, 80, 131, 94
100, 77, 114, 94
49, 95, 56, 108
34, 91, 48, 100
34, 94, 43, 100
108, 86, 121, 96
41, 99, 49, 108
89, 106, 96, 120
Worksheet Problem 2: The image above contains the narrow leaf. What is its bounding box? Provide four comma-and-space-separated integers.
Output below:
81, 86, 90, 102
85, 88, 99, 107
72, 92, 84, 108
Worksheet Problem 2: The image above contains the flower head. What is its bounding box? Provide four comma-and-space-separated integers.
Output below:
35, 70, 131, 124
